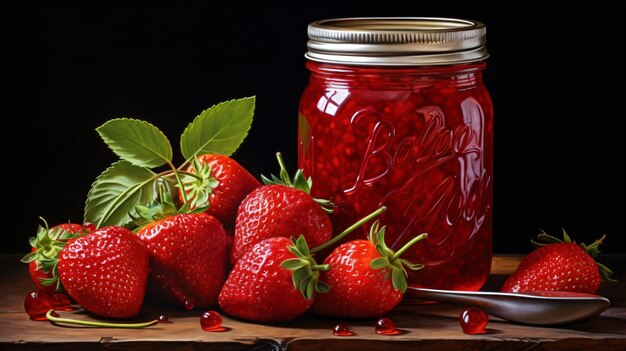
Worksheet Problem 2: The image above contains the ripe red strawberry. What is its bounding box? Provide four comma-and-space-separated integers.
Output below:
21, 220, 92, 293
179, 153, 260, 227
501, 230, 615, 294
312, 221, 427, 318
219, 236, 329, 322
58, 226, 149, 318
136, 193, 228, 309
231, 152, 333, 264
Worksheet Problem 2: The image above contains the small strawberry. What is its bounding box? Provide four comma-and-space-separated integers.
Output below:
179, 153, 260, 227
312, 221, 427, 318
219, 236, 329, 323
58, 226, 149, 318
231, 152, 333, 264
501, 230, 615, 294
136, 192, 228, 309
21, 219, 92, 293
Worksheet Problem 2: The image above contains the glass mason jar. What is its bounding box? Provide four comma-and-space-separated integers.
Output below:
298, 18, 493, 291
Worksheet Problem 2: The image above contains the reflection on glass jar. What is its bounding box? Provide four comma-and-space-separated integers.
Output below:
299, 18, 493, 291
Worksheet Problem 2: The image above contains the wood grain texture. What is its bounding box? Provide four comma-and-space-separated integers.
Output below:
1, 254, 624, 351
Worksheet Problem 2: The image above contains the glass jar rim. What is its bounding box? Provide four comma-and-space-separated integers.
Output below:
306, 17, 488, 66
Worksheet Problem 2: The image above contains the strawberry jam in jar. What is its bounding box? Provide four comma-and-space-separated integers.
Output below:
299, 18, 493, 291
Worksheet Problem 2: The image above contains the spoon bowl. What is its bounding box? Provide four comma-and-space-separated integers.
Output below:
406, 287, 610, 325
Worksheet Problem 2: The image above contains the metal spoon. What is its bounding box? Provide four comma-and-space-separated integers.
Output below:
407, 287, 611, 325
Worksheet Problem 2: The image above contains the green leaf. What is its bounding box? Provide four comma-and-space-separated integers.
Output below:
562, 228, 572, 243
179, 157, 217, 210
370, 257, 388, 270
305, 276, 316, 300
391, 266, 407, 292
295, 236, 310, 257
400, 258, 424, 271
97, 119, 173, 168
84, 161, 158, 228
299, 275, 313, 298
315, 281, 330, 294
291, 267, 308, 290
180, 97, 255, 159
281, 258, 307, 270
21, 251, 38, 263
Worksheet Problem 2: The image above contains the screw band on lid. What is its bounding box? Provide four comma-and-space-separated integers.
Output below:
306, 17, 488, 66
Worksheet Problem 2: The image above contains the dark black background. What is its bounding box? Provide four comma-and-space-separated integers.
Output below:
2, 1, 624, 254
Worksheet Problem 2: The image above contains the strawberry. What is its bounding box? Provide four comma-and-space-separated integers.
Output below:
21, 219, 92, 293
219, 236, 329, 322
219, 207, 386, 322
179, 153, 260, 227
136, 192, 228, 309
57, 226, 149, 318
312, 221, 427, 318
501, 230, 615, 294
231, 152, 333, 264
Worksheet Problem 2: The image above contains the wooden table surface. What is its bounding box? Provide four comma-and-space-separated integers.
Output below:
1, 254, 624, 351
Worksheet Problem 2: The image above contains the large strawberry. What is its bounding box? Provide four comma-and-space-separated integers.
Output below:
58, 226, 149, 318
136, 193, 228, 309
179, 153, 260, 227
21, 219, 93, 293
312, 221, 427, 318
219, 207, 386, 322
501, 230, 615, 294
219, 236, 329, 322
231, 152, 333, 264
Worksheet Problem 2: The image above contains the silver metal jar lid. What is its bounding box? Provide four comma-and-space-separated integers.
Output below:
306, 17, 488, 66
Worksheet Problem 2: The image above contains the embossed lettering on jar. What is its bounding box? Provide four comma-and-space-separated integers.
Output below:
299, 18, 494, 291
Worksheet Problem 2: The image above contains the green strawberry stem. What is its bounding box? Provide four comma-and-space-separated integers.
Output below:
167, 161, 189, 205
177, 171, 204, 181
275, 152, 292, 187
391, 233, 428, 261
310, 206, 386, 254
45, 310, 158, 328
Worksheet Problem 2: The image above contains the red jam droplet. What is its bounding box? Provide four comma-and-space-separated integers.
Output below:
184, 299, 195, 310
333, 323, 354, 336
200, 311, 223, 331
51, 293, 72, 311
459, 307, 488, 334
375, 318, 400, 335
24, 290, 52, 321
50, 311, 60, 318
158, 315, 170, 323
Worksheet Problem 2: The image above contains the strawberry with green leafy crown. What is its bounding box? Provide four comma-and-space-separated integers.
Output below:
219, 236, 328, 322
179, 153, 260, 227
501, 229, 615, 294
311, 221, 427, 318
135, 191, 228, 309
21, 219, 93, 293
58, 226, 149, 318
231, 152, 333, 264
219, 207, 385, 322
